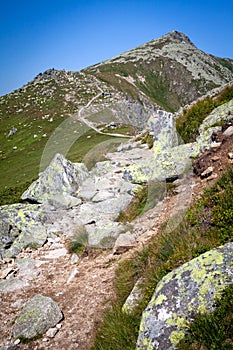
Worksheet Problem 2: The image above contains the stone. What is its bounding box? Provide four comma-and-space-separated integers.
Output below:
43, 248, 68, 259
85, 220, 126, 247
113, 232, 137, 254
46, 194, 82, 209
92, 190, 114, 202
200, 166, 213, 179
223, 125, 233, 138
45, 327, 58, 338
13, 294, 63, 340
8, 127, 17, 137
16, 258, 42, 280
70, 253, 79, 264
0, 204, 47, 258
0, 344, 19, 350
0, 267, 15, 279
207, 173, 218, 181
136, 242, 233, 350
0, 278, 29, 292
228, 152, 233, 159
211, 155, 220, 162
122, 278, 143, 314
210, 142, 222, 149
66, 267, 78, 284
21, 153, 88, 207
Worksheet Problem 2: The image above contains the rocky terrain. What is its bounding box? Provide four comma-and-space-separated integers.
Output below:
0, 31, 233, 350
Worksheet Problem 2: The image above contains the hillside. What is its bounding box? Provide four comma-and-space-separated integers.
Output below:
0, 31, 233, 206
0, 29, 233, 350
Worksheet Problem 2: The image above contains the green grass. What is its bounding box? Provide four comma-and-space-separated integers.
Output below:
176, 85, 233, 143
117, 181, 167, 223
91, 166, 233, 350
178, 284, 233, 350
0, 115, 131, 205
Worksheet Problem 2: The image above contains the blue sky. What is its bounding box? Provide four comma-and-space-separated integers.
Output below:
0, 0, 233, 96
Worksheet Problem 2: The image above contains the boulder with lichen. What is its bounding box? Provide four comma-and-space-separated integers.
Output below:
136, 242, 233, 350
21, 153, 88, 208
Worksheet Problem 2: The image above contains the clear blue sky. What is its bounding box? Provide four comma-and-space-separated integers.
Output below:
0, 0, 233, 96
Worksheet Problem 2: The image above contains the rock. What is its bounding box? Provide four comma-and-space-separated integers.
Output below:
0, 278, 29, 292
45, 327, 58, 338
21, 153, 88, 208
0, 267, 15, 279
0, 204, 47, 258
13, 294, 63, 340
70, 253, 79, 264
211, 155, 220, 162
113, 232, 137, 254
223, 125, 233, 138
207, 173, 218, 181
46, 194, 82, 209
0, 344, 19, 350
16, 258, 42, 280
43, 248, 68, 259
66, 267, 78, 284
200, 166, 213, 178
136, 242, 233, 350
92, 190, 114, 202
8, 127, 17, 137
228, 152, 233, 159
210, 141, 222, 149
85, 220, 126, 247
122, 278, 143, 314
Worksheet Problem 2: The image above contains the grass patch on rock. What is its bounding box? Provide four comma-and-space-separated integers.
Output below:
176, 85, 233, 143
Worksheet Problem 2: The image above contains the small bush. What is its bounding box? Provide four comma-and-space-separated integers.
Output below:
66, 226, 89, 255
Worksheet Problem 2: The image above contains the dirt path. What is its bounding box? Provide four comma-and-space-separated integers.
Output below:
75, 85, 131, 139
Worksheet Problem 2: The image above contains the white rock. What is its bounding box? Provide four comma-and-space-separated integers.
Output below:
66, 268, 79, 284
201, 166, 213, 178
44, 248, 68, 259
46, 327, 58, 338
223, 126, 233, 138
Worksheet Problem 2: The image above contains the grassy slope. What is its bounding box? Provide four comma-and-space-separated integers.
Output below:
176, 84, 233, 143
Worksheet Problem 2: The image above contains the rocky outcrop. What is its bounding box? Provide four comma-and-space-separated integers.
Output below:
123, 101, 233, 185
21, 153, 88, 209
0, 204, 47, 258
1, 102, 232, 258
13, 294, 63, 340
136, 242, 233, 350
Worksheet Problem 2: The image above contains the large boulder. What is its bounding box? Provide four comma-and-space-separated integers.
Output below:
136, 242, 233, 350
21, 153, 88, 208
13, 294, 63, 340
0, 204, 47, 258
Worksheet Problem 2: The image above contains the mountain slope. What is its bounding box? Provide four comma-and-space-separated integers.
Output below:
0, 30, 233, 204
86, 31, 233, 111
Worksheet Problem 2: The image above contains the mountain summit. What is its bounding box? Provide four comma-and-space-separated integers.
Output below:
86, 30, 233, 110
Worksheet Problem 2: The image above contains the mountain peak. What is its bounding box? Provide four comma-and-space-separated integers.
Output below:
160, 30, 196, 46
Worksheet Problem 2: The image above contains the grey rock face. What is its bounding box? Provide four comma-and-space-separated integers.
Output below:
21, 153, 88, 208
0, 344, 19, 350
0, 278, 29, 292
136, 242, 233, 350
0, 204, 47, 258
13, 294, 63, 340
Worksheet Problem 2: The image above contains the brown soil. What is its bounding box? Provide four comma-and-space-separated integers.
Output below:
0, 132, 232, 350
